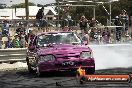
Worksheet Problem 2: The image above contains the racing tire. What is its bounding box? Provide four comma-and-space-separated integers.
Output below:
85, 68, 95, 74
28, 63, 35, 73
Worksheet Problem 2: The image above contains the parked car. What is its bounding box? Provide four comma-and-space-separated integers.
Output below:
26, 31, 95, 76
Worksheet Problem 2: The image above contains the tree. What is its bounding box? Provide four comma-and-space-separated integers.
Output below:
37, 4, 43, 7
11, 2, 36, 8
55, 0, 132, 25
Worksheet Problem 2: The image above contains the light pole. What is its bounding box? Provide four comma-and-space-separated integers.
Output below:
109, 0, 119, 26
57, 0, 60, 27
25, 0, 29, 20
93, 6, 96, 19
96, 0, 119, 26
10, 1, 13, 20
109, 0, 112, 26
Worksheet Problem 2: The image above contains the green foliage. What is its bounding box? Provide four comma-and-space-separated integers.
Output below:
55, 0, 132, 25
11, 2, 36, 8
37, 4, 43, 7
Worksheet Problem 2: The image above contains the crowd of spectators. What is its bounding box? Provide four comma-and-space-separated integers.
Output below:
0, 21, 35, 49
77, 15, 111, 44
0, 9, 131, 49
77, 10, 131, 44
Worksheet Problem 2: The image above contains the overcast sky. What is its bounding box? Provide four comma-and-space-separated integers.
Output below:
1, 0, 55, 6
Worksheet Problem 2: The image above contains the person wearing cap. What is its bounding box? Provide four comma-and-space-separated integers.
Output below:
79, 15, 88, 34
120, 9, 129, 37
114, 16, 122, 42
16, 22, 26, 47
1, 20, 9, 48
12, 33, 20, 48
89, 27, 99, 44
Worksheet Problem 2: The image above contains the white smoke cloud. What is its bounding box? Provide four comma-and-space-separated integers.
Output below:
89, 44, 132, 70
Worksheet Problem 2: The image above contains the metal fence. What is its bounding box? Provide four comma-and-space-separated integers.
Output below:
0, 44, 132, 63
0, 48, 26, 63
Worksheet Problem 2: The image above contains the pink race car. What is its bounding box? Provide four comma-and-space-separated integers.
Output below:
26, 31, 95, 76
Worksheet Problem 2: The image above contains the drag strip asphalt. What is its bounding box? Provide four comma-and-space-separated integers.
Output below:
0, 68, 132, 88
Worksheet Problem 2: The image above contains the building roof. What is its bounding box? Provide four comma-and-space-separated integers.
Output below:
0, 8, 21, 19
0, 6, 57, 19
16, 6, 57, 16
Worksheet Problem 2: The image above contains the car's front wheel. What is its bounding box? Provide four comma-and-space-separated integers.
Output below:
85, 68, 95, 74
26, 58, 35, 73
28, 63, 35, 73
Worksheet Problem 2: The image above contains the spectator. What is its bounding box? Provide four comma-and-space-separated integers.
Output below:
119, 10, 129, 37
36, 7, 44, 27
102, 28, 111, 44
16, 22, 26, 35
97, 29, 102, 44
89, 18, 98, 27
16, 22, 27, 48
6, 37, 12, 48
20, 31, 27, 48
1, 20, 9, 48
62, 15, 73, 28
89, 27, 99, 44
79, 15, 88, 34
81, 31, 89, 45
2, 20, 9, 37
0, 31, 2, 49
12, 34, 20, 48
28, 30, 35, 46
114, 16, 122, 42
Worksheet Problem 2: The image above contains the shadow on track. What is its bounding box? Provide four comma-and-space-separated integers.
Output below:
15, 67, 132, 78
16, 70, 78, 78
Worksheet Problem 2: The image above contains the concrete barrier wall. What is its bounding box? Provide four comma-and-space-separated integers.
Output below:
0, 48, 27, 62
